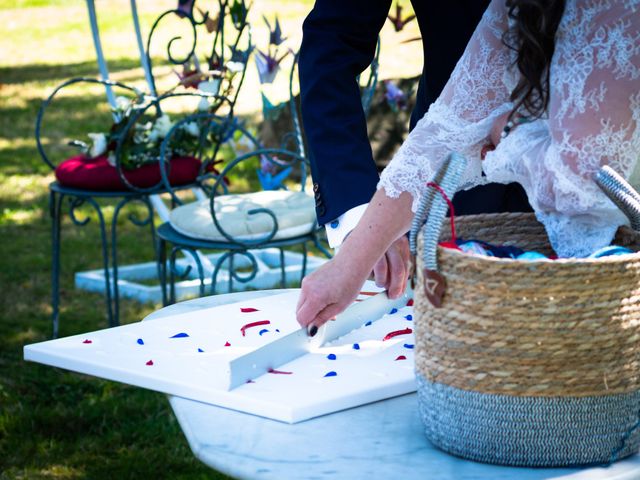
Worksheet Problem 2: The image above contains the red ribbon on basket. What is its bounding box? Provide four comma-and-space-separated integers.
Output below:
423, 182, 457, 308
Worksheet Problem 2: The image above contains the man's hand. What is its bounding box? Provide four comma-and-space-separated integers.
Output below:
372, 235, 410, 299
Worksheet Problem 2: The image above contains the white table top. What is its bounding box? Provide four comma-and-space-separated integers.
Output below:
146, 290, 640, 480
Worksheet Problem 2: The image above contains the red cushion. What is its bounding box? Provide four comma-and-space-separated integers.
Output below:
55, 154, 201, 191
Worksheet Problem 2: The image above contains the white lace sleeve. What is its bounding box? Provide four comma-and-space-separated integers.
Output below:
378, 0, 512, 209
483, 1, 640, 257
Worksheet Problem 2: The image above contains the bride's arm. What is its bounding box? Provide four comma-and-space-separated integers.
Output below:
296, 0, 513, 329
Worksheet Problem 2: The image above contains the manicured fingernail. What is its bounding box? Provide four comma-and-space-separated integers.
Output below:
308, 325, 318, 337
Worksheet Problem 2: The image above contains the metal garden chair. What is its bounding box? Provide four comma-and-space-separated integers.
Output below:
154, 41, 381, 304
36, 0, 251, 337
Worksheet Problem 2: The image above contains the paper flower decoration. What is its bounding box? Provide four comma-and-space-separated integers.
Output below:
257, 154, 292, 191
263, 15, 287, 46
387, 2, 416, 32
384, 80, 408, 112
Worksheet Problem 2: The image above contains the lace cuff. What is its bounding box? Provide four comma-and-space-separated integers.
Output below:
378, 101, 510, 212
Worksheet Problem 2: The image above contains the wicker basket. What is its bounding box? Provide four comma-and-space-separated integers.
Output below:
411, 154, 640, 467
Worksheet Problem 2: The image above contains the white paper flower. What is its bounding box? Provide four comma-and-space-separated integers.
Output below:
149, 114, 174, 142
198, 79, 221, 95
115, 96, 131, 112
226, 61, 244, 74
183, 121, 200, 137
87, 133, 107, 158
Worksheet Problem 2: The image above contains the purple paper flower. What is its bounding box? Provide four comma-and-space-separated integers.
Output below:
387, 2, 416, 32
255, 49, 290, 84
263, 15, 287, 46
384, 80, 408, 112
176, 0, 195, 18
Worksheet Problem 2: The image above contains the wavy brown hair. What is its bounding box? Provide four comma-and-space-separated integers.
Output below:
503, 0, 566, 119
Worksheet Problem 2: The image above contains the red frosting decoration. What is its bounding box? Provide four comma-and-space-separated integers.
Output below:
240, 307, 259, 313
146, 360, 154, 366
406, 299, 414, 306
55, 154, 201, 191
395, 355, 407, 361
383, 328, 413, 341
268, 368, 293, 375
224, 341, 231, 347
82, 339, 92, 344
240, 320, 271, 336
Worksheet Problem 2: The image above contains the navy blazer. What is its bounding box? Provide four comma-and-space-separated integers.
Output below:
299, 0, 531, 226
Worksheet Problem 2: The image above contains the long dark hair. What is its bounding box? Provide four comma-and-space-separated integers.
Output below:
503, 0, 566, 119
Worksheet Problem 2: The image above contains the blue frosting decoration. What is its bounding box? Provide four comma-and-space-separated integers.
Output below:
364, 321, 372, 327
198, 348, 204, 353
327, 353, 337, 360
170, 332, 189, 338
324, 371, 337, 377
390, 308, 398, 314
353, 343, 360, 350
137, 338, 144, 345
258, 329, 269, 336
404, 343, 414, 349
405, 314, 413, 320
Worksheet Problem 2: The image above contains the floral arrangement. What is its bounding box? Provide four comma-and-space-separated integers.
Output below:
75, 95, 204, 170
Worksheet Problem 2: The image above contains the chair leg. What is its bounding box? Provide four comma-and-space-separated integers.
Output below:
300, 242, 309, 282
50, 190, 63, 339
228, 253, 235, 293
92, 199, 116, 328
279, 248, 286, 288
169, 246, 179, 305
211, 251, 231, 296
157, 237, 168, 306
110, 203, 122, 327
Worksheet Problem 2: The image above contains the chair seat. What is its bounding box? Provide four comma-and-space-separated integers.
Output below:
169, 190, 316, 242
55, 154, 201, 191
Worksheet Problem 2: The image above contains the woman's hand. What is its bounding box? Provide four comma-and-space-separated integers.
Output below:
296, 250, 371, 333
296, 189, 414, 333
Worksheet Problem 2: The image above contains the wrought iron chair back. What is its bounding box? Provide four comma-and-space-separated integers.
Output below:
37, 0, 251, 337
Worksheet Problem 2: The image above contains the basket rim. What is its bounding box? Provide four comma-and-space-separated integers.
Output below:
437, 245, 640, 265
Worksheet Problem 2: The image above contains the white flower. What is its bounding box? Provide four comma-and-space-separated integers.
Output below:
107, 152, 117, 167
226, 61, 244, 74
149, 114, 174, 142
115, 96, 131, 112
87, 133, 107, 158
183, 121, 200, 137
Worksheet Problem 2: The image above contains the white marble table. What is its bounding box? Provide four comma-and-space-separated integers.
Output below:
146, 290, 640, 480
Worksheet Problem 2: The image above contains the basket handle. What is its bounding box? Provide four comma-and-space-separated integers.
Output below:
409, 152, 468, 307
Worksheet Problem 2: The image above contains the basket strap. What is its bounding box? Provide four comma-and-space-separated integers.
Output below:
409, 152, 468, 307
594, 165, 640, 230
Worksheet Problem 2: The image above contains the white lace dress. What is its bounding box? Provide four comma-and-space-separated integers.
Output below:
378, 0, 640, 257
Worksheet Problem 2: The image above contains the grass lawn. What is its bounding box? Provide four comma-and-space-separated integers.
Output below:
0, 1, 421, 478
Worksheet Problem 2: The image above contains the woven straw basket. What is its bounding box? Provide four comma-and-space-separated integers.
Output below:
411, 154, 640, 467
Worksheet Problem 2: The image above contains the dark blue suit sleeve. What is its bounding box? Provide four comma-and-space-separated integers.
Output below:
298, 0, 391, 226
